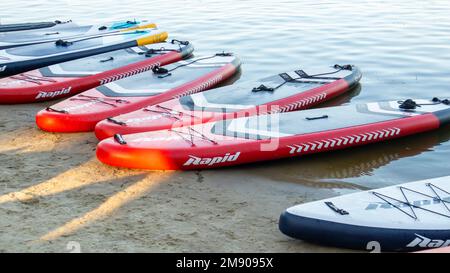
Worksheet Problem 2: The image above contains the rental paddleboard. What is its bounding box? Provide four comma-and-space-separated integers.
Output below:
279, 175, 450, 252
0, 40, 193, 104
0, 28, 168, 77
0, 19, 155, 49
95, 64, 361, 140
96, 98, 450, 170
36, 53, 241, 132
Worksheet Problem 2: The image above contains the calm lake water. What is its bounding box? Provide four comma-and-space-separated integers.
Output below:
2, 0, 450, 188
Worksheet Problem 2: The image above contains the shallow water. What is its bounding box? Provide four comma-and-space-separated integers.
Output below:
1, 0, 450, 251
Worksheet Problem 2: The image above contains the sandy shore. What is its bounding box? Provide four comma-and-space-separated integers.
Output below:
0, 100, 359, 253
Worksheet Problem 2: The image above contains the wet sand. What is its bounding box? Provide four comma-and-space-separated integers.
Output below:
0, 100, 359, 253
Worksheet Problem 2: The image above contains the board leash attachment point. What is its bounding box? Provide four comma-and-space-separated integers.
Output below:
398, 98, 448, 110
398, 99, 421, 110
334, 64, 353, 70
171, 39, 189, 46
252, 84, 274, 92
152, 66, 171, 78
55, 39, 73, 47
46, 107, 68, 114
432, 97, 450, 105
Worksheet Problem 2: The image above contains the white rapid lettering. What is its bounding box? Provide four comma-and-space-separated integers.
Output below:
183, 152, 240, 166
35, 87, 72, 100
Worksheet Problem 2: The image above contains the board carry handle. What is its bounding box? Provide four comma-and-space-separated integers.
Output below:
305, 115, 329, 121
325, 202, 349, 215
114, 134, 127, 145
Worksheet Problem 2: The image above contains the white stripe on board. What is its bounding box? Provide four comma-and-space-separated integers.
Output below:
226, 117, 292, 138
48, 64, 101, 75
190, 93, 254, 110
103, 81, 167, 94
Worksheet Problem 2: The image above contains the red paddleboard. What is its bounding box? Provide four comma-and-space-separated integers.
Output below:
95, 65, 361, 140
36, 53, 241, 132
0, 40, 193, 104
96, 98, 450, 170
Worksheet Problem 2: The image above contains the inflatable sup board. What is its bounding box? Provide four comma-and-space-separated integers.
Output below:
36, 53, 241, 132
0, 20, 68, 33
0, 28, 168, 77
95, 64, 361, 140
96, 98, 450, 170
0, 19, 155, 49
279, 175, 450, 252
0, 40, 193, 104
